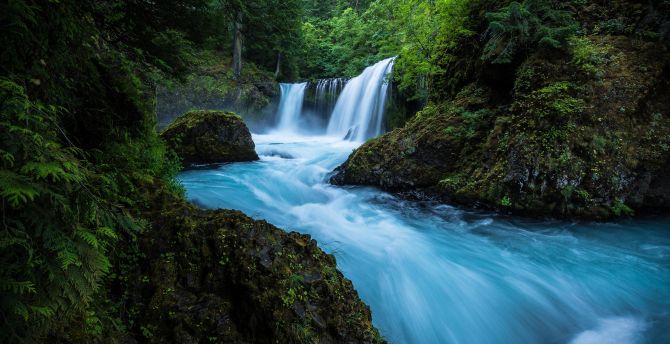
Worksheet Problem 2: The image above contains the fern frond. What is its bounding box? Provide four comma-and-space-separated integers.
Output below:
30, 306, 55, 318
0, 280, 36, 295
0, 170, 40, 207
96, 226, 118, 240
57, 249, 80, 270
76, 229, 99, 249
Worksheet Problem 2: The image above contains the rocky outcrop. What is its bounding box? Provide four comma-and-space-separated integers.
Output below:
152, 112, 383, 343
332, 1, 670, 220
116, 189, 383, 343
161, 110, 259, 165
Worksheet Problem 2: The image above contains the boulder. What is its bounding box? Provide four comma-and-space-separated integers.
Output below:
117, 189, 383, 343
161, 110, 258, 164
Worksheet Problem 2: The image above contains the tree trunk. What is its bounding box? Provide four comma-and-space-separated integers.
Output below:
274, 52, 282, 79
232, 12, 243, 79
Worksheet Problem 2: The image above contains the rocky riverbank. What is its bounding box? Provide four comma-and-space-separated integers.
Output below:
332, 0, 670, 220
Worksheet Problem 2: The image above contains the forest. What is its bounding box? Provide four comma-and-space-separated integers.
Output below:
1, 0, 669, 343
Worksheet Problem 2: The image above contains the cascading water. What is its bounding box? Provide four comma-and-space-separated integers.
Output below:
326, 57, 395, 141
275, 82, 307, 132
314, 78, 345, 120
272, 58, 394, 140
177, 58, 670, 343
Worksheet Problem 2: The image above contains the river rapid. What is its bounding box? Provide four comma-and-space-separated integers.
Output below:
179, 133, 670, 344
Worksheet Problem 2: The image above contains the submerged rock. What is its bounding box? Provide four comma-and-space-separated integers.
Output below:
161, 110, 258, 165
117, 189, 383, 343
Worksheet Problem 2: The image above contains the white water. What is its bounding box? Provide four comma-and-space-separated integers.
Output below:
178, 59, 670, 343
273, 58, 394, 141
179, 135, 670, 343
327, 57, 395, 141
314, 78, 345, 119
275, 82, 307, 132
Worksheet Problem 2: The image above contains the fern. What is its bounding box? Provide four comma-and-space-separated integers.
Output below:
0, 170, 41, 207
97, 226, 118, 240
0, 79, 136, 340
0, 280, 36, 295
482, 0, 577, 64
1, 1, 186, 339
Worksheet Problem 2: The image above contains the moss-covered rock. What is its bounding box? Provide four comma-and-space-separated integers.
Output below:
332, 1, 670, 220
114, 188, 383, 343
161, 110, 259, 165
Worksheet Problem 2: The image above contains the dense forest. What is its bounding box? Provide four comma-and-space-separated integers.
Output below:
1, 0, 669, 343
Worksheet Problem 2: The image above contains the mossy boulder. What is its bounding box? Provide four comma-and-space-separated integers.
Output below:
114, 188, 383, 343
332, 1, 670, 220
161, 110, 258, 165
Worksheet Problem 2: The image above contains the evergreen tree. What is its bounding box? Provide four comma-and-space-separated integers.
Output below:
482, 0, 577, 64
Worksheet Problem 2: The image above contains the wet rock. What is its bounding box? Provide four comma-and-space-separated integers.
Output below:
161, 110, 258, 165
119, 189, 383, 343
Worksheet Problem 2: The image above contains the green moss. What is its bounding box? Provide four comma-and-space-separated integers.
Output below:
167, 109, 242, 130
121, 191, 385, 343
161, 110, 258, 164
575, 189, 591, 202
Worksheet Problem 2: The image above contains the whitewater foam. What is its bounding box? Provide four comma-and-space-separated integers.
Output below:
570, 316, 646, 344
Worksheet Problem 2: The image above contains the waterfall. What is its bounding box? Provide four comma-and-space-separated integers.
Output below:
275, 82, 307, 132
272, 58, 394, 140
326, 57, 395, 141
314, 78, 345, 118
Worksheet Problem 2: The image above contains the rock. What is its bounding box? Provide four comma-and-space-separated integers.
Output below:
117, 188, 383, 343
161, 110, 258, 165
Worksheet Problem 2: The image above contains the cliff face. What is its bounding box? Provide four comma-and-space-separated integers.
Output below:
332, 0, 670, 219
156, 52, 279, 131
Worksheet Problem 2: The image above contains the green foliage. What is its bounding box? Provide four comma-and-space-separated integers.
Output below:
0, 79, 140, 341
298, 6, 385, 79
0, 1, 187, 341
483, 0, 577, 64
529, 81, 586, 119
235, 0, 304, 79
387, 0, 473, 98
500, 195, 512, 207
298, 0, 473, 99
611, 199, 634, 217
569, 36, 612, 74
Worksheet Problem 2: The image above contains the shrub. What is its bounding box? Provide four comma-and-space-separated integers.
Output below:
569, 36, 611, 74
611, 198, 634, 216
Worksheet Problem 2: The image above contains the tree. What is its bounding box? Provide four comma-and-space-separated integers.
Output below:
482, 0, 577, 64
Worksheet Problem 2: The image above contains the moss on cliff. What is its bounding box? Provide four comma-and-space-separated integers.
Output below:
156, 51, 279, 130
332, 0, 670, 220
